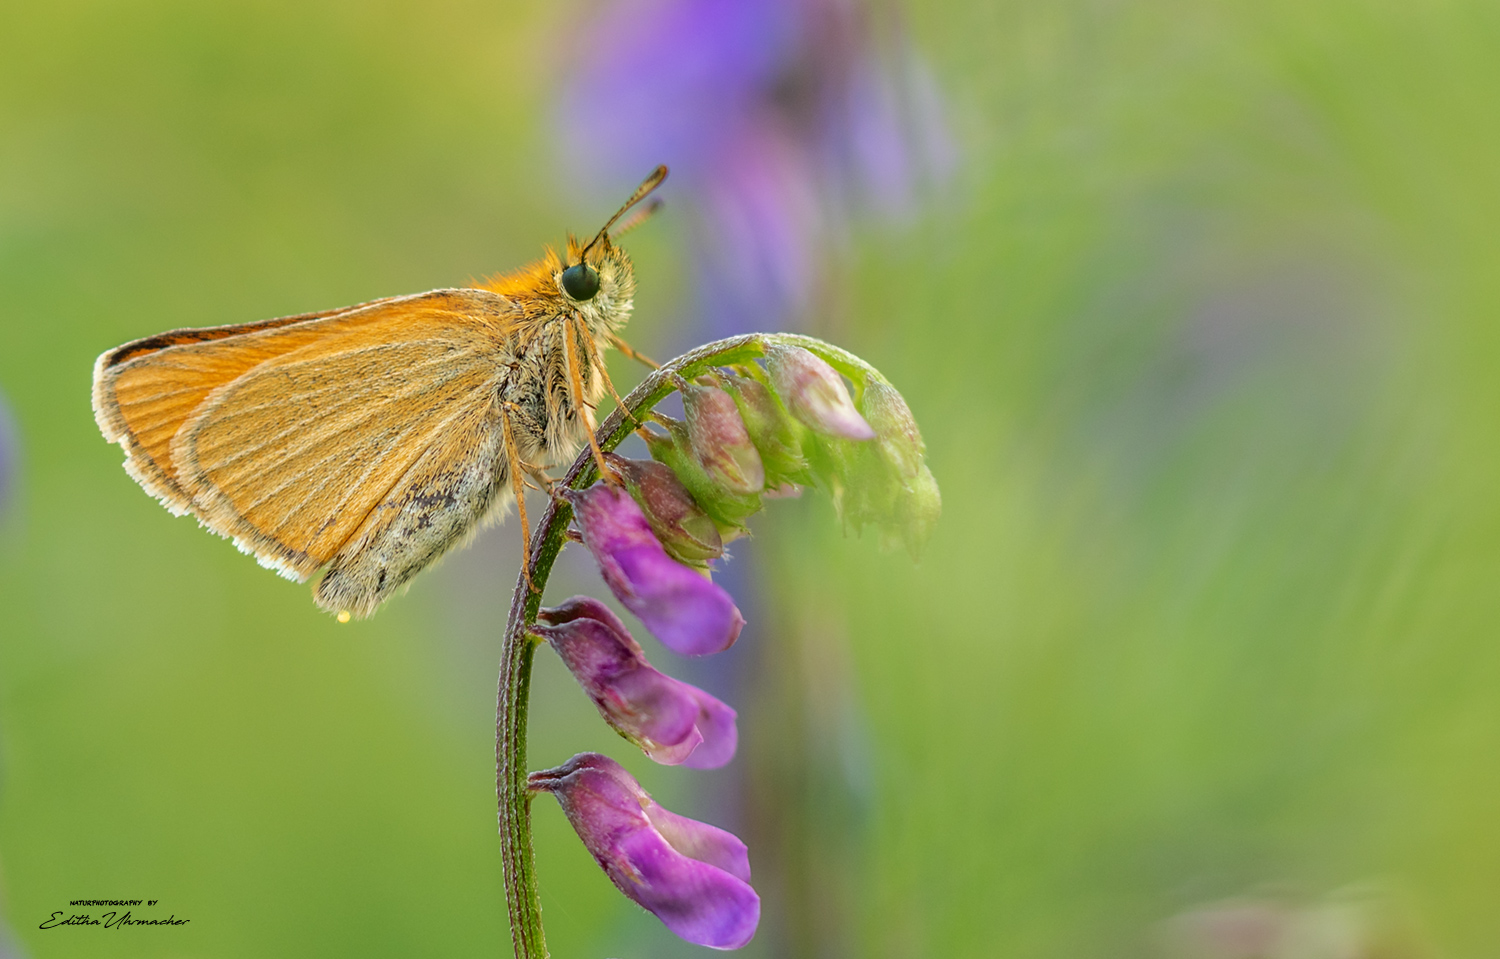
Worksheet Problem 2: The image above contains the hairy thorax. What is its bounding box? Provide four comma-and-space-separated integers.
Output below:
481, 237, 636, 472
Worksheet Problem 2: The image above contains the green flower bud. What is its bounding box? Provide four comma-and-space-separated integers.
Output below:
605, 453, 723, 566
714, 369, 808, 485
675, 376, 765, 496
764, 345, 875, 440
895, 462, 941, 559
643, 415, 761, 538
861, 380, 924, 480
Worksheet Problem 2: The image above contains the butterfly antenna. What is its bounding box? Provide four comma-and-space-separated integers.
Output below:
610, 198, 664, 238
578, 165, 668, 262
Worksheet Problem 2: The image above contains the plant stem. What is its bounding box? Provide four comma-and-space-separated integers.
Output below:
495, 332, 878, 958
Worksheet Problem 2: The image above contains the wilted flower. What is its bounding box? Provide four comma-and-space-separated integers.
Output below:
676, 375, 766, 495
535, 596, 737, 768
563, 483, 745, 656
606, 452, 724, 565
765, 345, 875, 440
529, 752, 760, 949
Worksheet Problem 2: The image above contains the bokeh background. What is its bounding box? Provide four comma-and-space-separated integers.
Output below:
3, 0, 1500, 956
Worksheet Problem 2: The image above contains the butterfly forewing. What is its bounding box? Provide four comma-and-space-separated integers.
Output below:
94, 289, 520, 590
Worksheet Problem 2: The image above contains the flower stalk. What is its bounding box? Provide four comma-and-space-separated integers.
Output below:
496, 332, 926, 959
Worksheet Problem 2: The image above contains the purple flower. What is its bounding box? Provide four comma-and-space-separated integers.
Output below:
765, 345, 875, 440
0, 392, 15, 518
535, 596, 738, 768
563, 483, 745, 656
529, 753, 760, 949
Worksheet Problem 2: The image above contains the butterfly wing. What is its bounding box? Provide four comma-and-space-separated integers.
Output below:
93, 295, 404, 514
93, 289, 520, 595
313, 390, 513, 617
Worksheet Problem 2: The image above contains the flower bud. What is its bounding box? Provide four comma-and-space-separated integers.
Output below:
643, 415, 760, 537
605, 452, 723, 566
675, 375, 766, 495
714, 369, 808, 483
529, 753, 760, 949
895, 462, 942, 559
860, 379, 925, 480
534, 597, 737, 767
764, 345, 875, 440
563, 483, 745, 656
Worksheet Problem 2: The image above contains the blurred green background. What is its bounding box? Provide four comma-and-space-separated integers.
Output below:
4, 0, 1500, 956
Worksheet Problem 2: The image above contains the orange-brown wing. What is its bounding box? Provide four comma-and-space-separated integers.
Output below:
93, 295, 403, 511
92, 289, 519, 579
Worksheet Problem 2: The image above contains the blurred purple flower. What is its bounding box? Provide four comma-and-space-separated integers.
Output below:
529, 752, 760, 949
558, 0, 954, 336
562, 483, 745, 656
0, 392, 15, 519
535, 596, 738, 768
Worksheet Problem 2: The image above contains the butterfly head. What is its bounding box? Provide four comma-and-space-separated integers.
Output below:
555, 231, 635, 334
554, 165, 667, 329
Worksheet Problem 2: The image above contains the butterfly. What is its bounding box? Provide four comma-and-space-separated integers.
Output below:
92, 166, 668, 621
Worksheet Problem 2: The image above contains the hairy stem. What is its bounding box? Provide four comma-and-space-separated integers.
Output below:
495, 332, 879, 958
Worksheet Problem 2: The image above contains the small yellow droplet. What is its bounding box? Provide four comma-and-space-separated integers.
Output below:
337, 610, 351, 624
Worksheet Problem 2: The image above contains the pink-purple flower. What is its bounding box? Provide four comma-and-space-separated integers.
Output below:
529, 753, 760, 949
534, 596, 738, 768
562, 483, 745, 656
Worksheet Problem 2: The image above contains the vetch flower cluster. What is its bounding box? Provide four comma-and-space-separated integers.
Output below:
500, 333, 937, 956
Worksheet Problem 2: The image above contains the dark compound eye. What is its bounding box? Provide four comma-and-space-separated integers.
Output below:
560, 262, 600, 301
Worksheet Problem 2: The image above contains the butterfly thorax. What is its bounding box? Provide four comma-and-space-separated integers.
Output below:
478, 235, 635, 471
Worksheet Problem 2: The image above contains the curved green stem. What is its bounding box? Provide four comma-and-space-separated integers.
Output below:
495, 332, 883, 958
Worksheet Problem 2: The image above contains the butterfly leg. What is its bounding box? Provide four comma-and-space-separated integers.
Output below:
498, 400, 537, 593
608, 332, 660, 370
563, 317, 616, 484
523, 463, 558, 495
575, 323, 644, 431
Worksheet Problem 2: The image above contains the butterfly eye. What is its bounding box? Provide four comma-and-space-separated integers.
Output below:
561, 263, 601, 301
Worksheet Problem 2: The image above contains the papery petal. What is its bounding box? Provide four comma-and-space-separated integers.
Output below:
603, 666, 704, 759
615, 818, 761, 950
530, 753, 760, 950
563, 482, 658, 557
